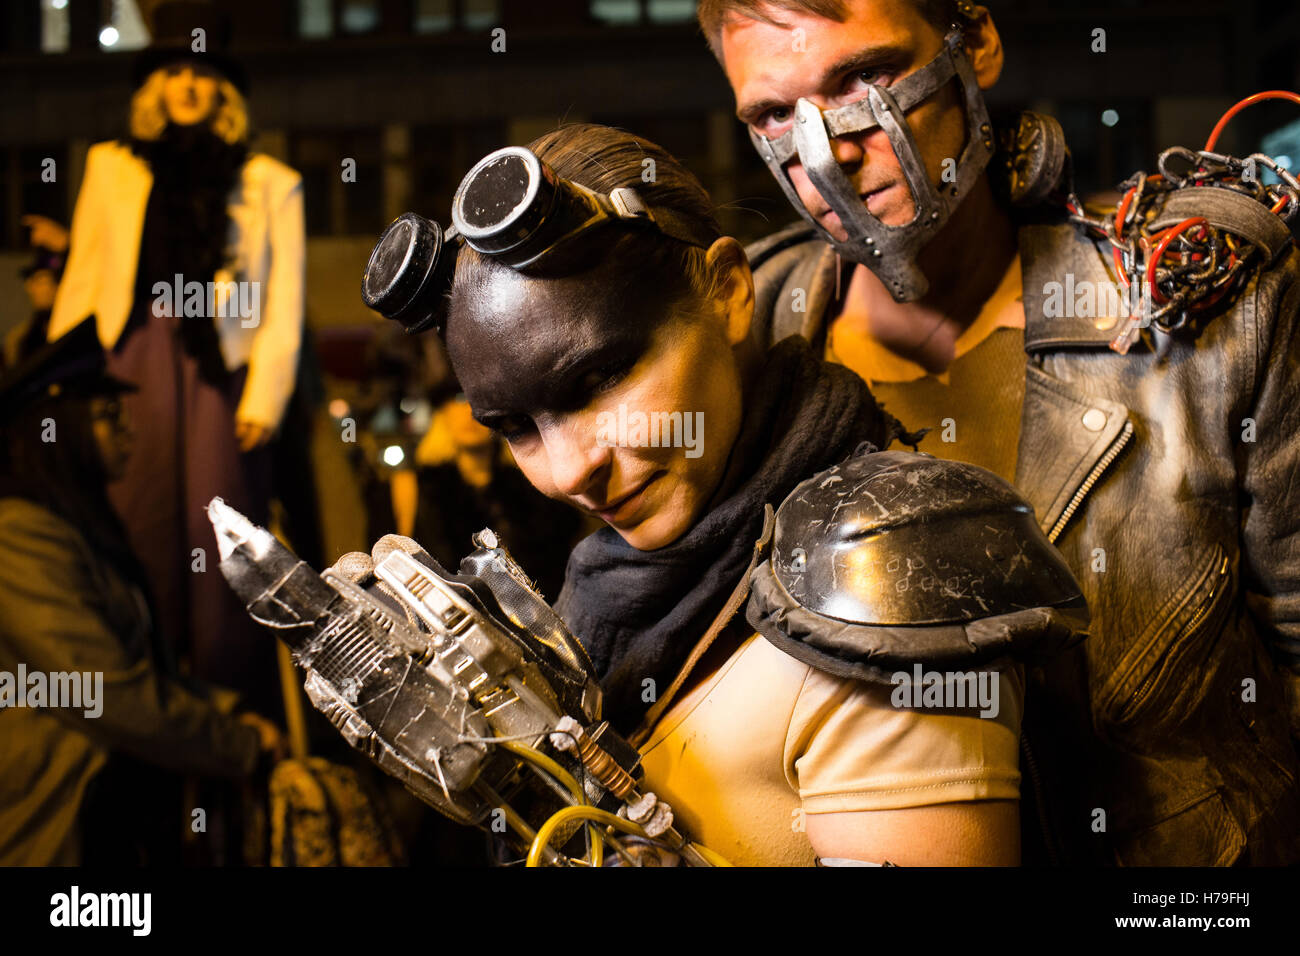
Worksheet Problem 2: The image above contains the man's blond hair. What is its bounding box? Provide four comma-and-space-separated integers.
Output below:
696, 0, 958, 62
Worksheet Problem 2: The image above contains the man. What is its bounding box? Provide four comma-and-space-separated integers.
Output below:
699, 0, 1300, 864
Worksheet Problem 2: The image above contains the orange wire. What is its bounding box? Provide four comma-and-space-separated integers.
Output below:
1146, 216, 1208, 305
1204, 91, 1300, 151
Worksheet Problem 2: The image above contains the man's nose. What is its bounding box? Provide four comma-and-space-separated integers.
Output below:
829, 132, 866, 172
541, 417, 611, 498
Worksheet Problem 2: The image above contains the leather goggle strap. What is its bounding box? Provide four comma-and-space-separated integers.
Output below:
606, 186, 719, 251
758, 29, 962, 166
532, 181, 716, 262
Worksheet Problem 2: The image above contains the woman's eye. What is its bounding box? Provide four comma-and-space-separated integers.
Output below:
495, 415, 535, 441
581, 363, 631, 397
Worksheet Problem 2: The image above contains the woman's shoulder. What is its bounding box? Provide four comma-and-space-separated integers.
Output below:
748, 448, 1089, 685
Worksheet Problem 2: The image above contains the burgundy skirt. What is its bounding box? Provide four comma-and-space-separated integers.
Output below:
106, 306, 279, 714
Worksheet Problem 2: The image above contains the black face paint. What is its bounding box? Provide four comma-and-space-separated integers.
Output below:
445, 257, 665, 435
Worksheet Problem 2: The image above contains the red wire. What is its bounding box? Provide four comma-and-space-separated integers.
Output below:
1146, 216, 1207, 305
1204, 91, 1300, 151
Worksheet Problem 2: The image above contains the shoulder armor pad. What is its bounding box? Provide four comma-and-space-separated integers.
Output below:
746, 449, 1088, 682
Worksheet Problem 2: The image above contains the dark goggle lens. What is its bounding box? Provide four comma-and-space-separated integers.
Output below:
458, 153, 532, 233
361, 212, 451, 334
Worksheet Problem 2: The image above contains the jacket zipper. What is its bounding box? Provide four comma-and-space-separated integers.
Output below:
1124, 553, 1230, 718
1048, 420, 1134, 544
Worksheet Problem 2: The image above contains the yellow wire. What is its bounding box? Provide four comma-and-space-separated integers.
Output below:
500, 740, 732, 868
498, 741, 585, 801
689, 842, 734, 867
527, 806, 645, 868
498, 739, 602, 867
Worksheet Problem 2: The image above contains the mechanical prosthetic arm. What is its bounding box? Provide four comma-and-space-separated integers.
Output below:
206, 497, 727, 867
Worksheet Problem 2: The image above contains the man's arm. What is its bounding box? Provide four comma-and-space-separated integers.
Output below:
1240, 262, 1300, 734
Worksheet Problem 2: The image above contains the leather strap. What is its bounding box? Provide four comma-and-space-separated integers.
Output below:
1147, 186, 1294, 265
628, 505, 776, 748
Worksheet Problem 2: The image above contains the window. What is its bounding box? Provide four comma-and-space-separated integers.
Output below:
462, 0, 501, 29
414, 0, 455, 33
340, 0, 380, 33
647, 0, 696, 23
299, 0, 333, 38
591, 0, 642, 25
40, 0, 70, 54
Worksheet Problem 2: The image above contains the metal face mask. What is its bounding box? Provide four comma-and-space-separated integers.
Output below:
749, 25, 995, 301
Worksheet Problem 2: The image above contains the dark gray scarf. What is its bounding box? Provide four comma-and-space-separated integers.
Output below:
555, 336, 901, 733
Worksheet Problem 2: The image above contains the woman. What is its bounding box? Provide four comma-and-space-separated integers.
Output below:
406, 395, 582, 599
434, 124, 1085, 866
0, 318, 281, 865
46, 10, 304, 712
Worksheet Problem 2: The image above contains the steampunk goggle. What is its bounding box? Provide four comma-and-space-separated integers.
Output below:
362, 146, 717, 334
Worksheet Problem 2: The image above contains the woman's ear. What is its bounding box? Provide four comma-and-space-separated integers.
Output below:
704, 237, 754, 347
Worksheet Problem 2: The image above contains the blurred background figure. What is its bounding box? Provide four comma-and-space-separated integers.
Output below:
342, 322, 584, 599
0, 318, 282, 866
3, 215, 68, 369
409, 395, 583, 600
45, 1, 305, 718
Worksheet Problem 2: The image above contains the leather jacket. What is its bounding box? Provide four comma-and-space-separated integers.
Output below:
746, 212, 1300, 865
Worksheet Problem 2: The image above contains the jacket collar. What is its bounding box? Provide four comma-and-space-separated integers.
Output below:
1019, 220, 1140, 351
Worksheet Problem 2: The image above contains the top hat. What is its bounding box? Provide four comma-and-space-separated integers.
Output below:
131, 0, 249, 95
0, 318, 137, 420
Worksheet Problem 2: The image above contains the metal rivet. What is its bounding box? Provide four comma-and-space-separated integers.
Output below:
930, 211, 940, 220
1082, 409, 1107, 432
865, 237, 875, 245
873, 249, 882, 257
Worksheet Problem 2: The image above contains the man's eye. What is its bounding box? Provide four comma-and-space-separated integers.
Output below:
846, 69, 886, 93
756, 106, 793, 135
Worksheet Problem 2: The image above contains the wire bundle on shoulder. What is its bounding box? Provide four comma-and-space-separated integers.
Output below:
1063, 91, 1300, 354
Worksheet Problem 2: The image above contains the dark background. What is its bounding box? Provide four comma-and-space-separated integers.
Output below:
2, 0, 1299, 252
1, 0, 1298, 558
